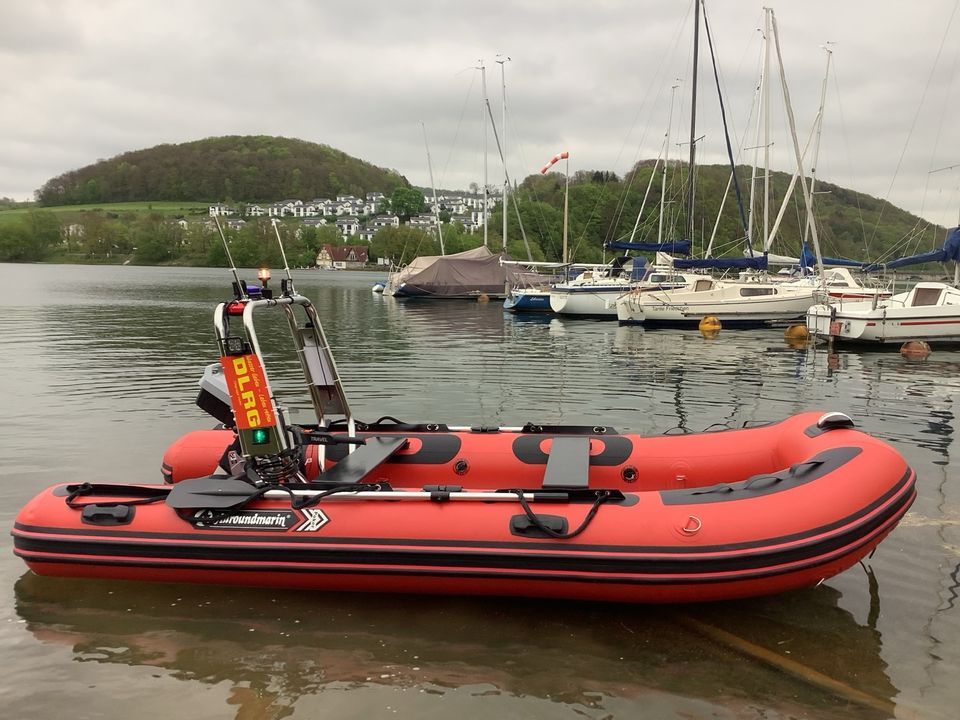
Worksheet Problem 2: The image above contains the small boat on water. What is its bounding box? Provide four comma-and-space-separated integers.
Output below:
806, 227, 960, 346
12, 244, 916, 603
807, 281, 960, 346
384, 245, 515, 299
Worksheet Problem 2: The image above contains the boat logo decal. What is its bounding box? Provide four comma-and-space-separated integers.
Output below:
295, 508, 330, 532
191, 509, 299, 531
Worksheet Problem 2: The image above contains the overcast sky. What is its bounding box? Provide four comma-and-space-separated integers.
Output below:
3, 0, 960, 227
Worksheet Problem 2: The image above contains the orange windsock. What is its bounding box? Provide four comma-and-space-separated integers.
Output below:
540, 151, 570, 174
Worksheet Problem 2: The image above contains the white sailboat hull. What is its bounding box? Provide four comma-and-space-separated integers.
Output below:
635, 284, 819, 327
806, 282, 960, 345
549, 285, 630, 317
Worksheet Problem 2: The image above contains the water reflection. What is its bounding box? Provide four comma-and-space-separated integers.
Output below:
14, 574, 896, 720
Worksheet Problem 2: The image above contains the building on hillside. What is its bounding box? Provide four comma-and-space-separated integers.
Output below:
358, 226, 376, 242
408, 214, 437, 232
316, 244, 369, 269
335, 217, 360, 237
245, 204, 266, 217
209, 203, 236, 217
371, 215, 400, 229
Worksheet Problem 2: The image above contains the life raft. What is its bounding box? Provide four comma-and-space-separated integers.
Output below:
13, 410, 916, 604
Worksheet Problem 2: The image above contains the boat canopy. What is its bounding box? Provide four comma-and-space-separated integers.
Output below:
799, 243, 871, 270
604, 239, 692, 255
862, 227, 960, 272
672, 253, 769, 271
390, 245, 517, 294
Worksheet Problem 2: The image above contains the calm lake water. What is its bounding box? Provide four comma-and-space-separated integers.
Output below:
1, 263, 958, 719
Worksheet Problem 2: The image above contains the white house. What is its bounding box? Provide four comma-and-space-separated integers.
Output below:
209, 203, 236, 217
335, 217, 360, 237
245, 204, 266, 217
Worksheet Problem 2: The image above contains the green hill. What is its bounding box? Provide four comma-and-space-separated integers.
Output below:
36, 135, 409, 206
504, 161, 947, 266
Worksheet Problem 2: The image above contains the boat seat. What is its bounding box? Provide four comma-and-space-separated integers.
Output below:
542, 436, 591, 489
321, 436, 407, 485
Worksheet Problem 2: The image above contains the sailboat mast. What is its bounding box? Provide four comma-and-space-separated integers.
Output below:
421, 122, 445, 255
497, 55, 510, 251
480, 60, 489, 248
658, 84, 678, 245
763, 9, 772, 246
804, 44, 833, 249
563, 155, 570, 264
769, 9, 826, 289
686, 0, 700, 244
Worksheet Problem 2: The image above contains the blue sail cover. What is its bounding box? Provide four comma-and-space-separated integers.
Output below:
799, 243, 871, 270
673, 253, 769, 271
604, 239, 692, 255
863, 227, 960, 272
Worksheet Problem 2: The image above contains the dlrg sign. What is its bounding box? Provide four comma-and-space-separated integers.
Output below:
220, 354, 276, 431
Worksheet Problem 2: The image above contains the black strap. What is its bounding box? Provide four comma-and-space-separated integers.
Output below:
511, 489, 610, 539
65, 482, 168, 509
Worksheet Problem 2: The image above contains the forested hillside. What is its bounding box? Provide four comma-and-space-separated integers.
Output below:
497, 161, 945, 266
36, 136, 409, 205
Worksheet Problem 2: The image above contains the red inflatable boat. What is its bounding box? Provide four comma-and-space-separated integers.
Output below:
11, 264, 917, 604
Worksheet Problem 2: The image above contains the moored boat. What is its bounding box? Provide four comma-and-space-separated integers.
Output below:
807, 281, 960, 345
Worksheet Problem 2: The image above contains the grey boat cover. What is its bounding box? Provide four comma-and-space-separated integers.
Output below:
391, 246, 517, 297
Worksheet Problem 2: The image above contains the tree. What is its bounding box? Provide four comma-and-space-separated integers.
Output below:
390, 187, 425, 222
370, 225, 436, 265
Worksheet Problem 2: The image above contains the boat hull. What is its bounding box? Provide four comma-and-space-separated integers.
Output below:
807, 287, 960, 345
13, 412, 916, 604
503, 289, 553, 312
549, 286, 629, 317
637, 288, 818, 328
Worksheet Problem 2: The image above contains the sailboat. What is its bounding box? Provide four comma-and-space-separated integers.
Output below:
386, 64, 515, 300
806, 227, 960, 345
619, 6, 825, 328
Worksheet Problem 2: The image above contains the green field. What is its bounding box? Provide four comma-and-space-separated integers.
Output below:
0, 201, 211, 225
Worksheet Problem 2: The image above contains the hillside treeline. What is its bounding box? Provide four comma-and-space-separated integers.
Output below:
3, 160, 951, 269
496, 162, 945, 265
36, 136, 409, 206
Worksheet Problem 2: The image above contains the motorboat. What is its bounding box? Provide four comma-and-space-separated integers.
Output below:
807, 281, 960, 345
11, 237, 916, 603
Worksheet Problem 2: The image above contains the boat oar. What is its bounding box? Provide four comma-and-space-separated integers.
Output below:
165, 477, 275, 510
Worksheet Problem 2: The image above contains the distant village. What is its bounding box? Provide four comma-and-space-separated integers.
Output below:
207, 191, 490, 269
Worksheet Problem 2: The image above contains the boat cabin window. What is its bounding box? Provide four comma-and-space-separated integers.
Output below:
740, 287, 776, 297
911, 287, 942, 306
648, 273, 683, 284
693, 279, 713, 291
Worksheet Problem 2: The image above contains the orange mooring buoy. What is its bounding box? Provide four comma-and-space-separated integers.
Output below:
699, 316, 722, 338
900, 340, 931, 359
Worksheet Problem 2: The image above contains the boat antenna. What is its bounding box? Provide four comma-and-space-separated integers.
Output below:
271, 219, 297, 295
214, 215, 247, 299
